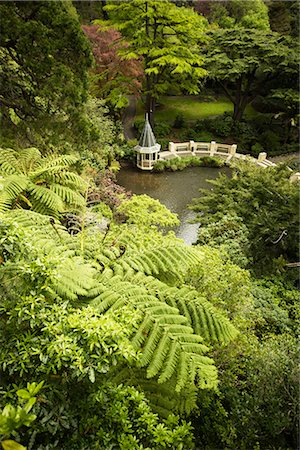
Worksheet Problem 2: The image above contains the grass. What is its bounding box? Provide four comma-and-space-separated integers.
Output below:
135, 95, 257, 123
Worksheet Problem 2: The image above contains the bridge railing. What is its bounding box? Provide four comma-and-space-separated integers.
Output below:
160, 140, 277, 168
168, 140, 237, 156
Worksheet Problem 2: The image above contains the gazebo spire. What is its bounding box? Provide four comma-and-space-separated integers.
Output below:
138, 113, 157, 148
134, 114, 161, 171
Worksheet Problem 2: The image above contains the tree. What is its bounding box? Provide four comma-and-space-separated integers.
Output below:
98, 0, 207, 124
267, 88, 300, 144
0, 201, 239, 446
0, 1, 92, 135
266, 0, 300, 37
204, 28, 299, 121
82, 25, 143, 114
195, 0, 270, 31
0, 147, 87, 217
191, 162, 300, 274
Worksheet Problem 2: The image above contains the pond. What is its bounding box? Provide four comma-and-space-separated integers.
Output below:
117, 166, 230, 245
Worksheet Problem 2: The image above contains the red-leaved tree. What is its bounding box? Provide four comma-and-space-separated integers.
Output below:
82, 25, 143, 113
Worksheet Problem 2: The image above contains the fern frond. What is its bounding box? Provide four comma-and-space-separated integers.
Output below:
110, 367, 198, 417
0, 210, 97, 302
122, 244, 201, 282
0, 175, 28, 211
37, 154, 79, 170
18, 147, 41, 172
51, 258, 97, 300
27, 182, 64, 213
0, 148, 19, 175
128, 274, 238, 344
49, 184, 85, 207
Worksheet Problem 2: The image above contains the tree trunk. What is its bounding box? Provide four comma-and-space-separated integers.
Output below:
233, 95, 249, 122
145, 74, 155, 127
101, 0, 109, 20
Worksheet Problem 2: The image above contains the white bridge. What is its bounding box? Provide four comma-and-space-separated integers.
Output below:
158, 140, 276, 169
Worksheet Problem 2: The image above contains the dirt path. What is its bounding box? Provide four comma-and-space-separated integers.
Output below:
122, 95, 137, 140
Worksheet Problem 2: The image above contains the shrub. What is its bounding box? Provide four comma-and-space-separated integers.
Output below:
158, 138, 169, 151
120, 141, 137, 163
179, 128, 214, 143
133, 119, 145, 134
153, 159, 168, 172
153, 156, 224, 172
173, 113, 186, 129
153, 121, 172, 137
258, 130, 281, 153
199, 156, 225, 167
209, 115, 234, 136
251, 142, 264, 157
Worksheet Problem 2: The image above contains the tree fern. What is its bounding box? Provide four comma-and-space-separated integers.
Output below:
111, 367, 199, 417
0, 211, 97, 301
90, 277, 219, 391
1, 210, 238, 413
0, 147, 87, 217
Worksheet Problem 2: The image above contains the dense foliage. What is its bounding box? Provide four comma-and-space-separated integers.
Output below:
203, 28, 299, 122
0, 1, 92, 145
82, 25, 143, 113
192, 161, 299, 273
0, 0, 299, 448
99, 0, 207, 123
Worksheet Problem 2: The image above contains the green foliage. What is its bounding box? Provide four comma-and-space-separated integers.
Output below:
75, 383, 194, 450
213, 333, 299, 450
208, 0, 270, 30
0, 383, 43, 438
204, 28, 299, 121
192, 162, 300, 274
153, 121, 172, 137
267, 0, 300, 37
173, 113, 186, 129
116, 194, 179, 228
153, 156, 224, 172
99, 0, 207, 121
77, 97, 122, 170
196, 213, 251, 268
0, 147, 87, 217
0, 1, 92, 142
0, 204, 240, 446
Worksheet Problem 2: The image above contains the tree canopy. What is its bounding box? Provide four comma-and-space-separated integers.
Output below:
195, 0, 270, 30
98, 0, 207, 123
204, 28, 299, 121
82, 25, 143, 113
0, 1, 92, 126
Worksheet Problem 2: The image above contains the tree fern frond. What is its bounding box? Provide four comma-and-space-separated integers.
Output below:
122, 244, 201, 282
51, 260, 96, 300
36, 153, 79, 169
0, 211, 97, 302
49, 184, 85, 207
0, 175, 28, 211
18, 147, 41, 172
0, 147, 87, 215
128, 274, 237, 344
0, 148, 19, 175
110, 367, 198, 417
27, 182, 64, 212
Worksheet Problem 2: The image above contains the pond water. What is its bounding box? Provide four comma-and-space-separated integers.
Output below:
117, 166, 230, 245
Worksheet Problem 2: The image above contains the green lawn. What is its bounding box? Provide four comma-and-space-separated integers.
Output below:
135, 95, 257, 123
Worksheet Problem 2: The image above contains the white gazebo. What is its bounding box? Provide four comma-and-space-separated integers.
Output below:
134, 114, 161, 170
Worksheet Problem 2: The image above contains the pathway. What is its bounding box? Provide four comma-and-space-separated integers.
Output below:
122, 95, 137, 140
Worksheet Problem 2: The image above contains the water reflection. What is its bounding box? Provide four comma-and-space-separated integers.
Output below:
117, 166, 230, 245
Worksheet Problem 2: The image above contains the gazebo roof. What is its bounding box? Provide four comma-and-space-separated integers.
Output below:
138, 114, 157, 148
